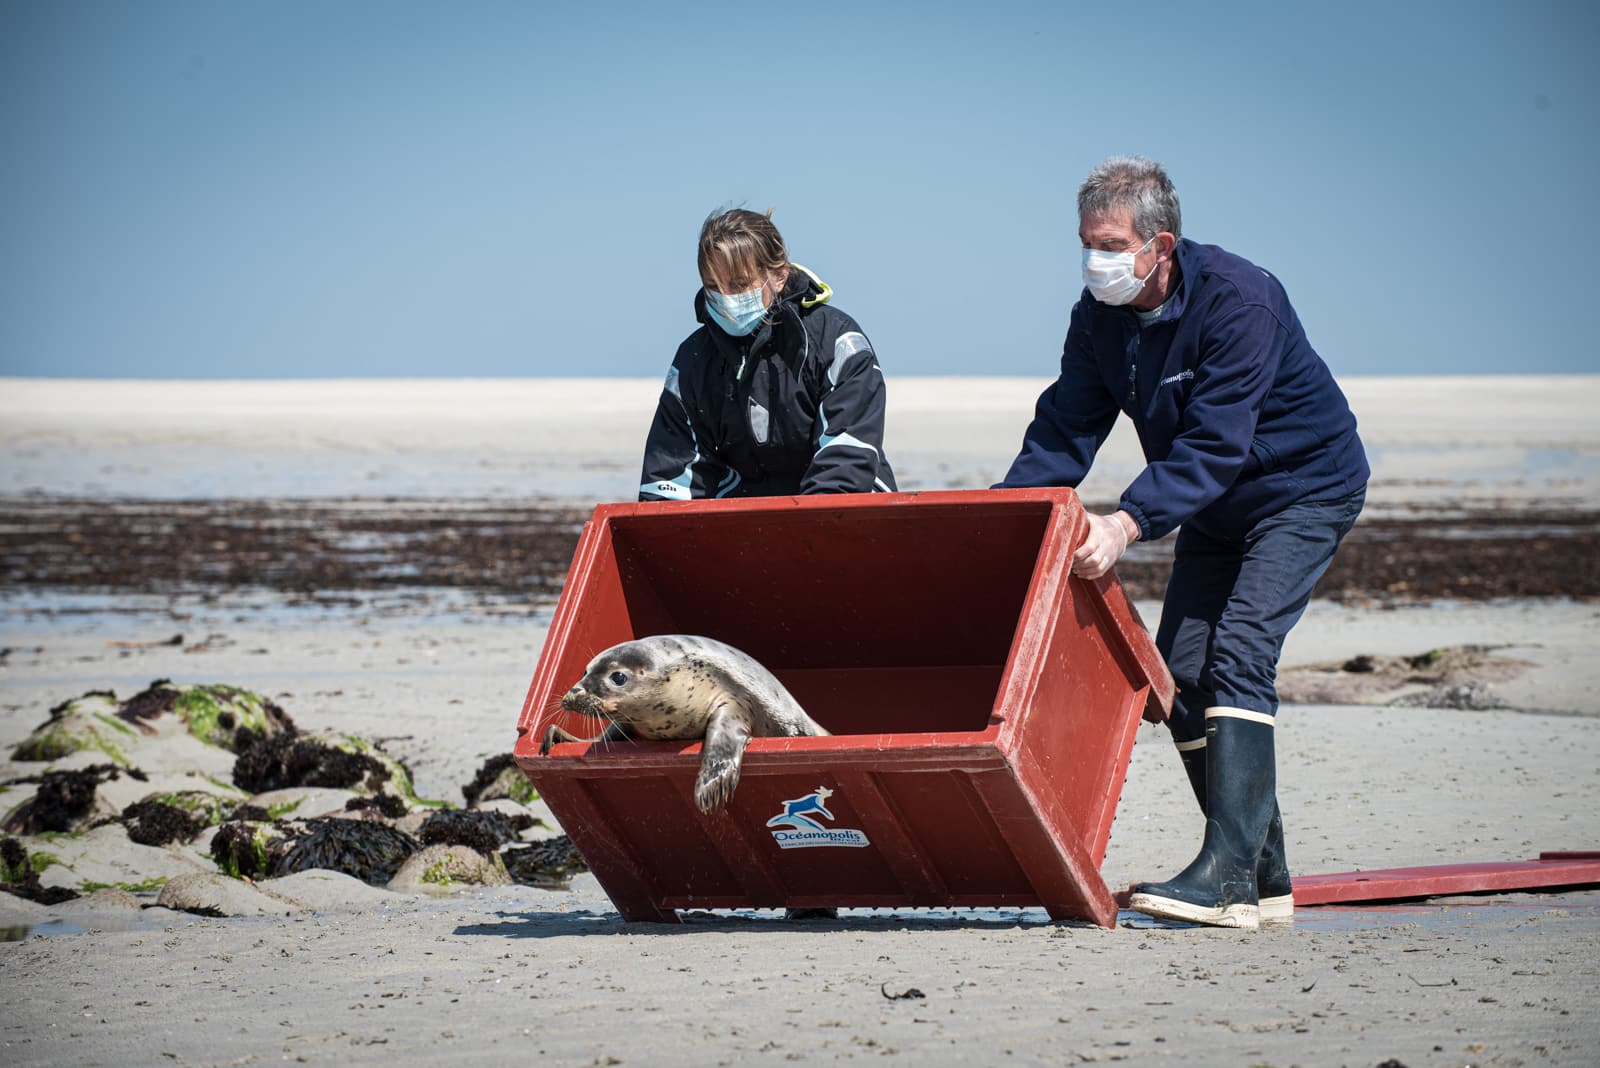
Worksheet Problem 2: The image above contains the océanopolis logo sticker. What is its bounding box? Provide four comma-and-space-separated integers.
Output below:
766, 786, 870, 849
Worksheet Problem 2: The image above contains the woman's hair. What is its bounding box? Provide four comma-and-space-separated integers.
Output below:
697, 208, 788, 289
1077, 156, 1182, 240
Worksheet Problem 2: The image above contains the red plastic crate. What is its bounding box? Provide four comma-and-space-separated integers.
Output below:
513, 489, 1172, 926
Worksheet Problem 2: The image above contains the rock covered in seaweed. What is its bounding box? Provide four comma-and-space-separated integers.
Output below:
416, 808, 524, 855
1, 836, 81, 905
10, 691, 139, 765
121, 789, 244, 847
5, 682, 567, 904
209, 820, 289, 880
271, 818, 420, 885
233, 729, 420, 805
461, 753, 539, 807
9, 681, 296, 767
2, 764, 143, 835
161, 681, 296, 751
210, 817, 420, 885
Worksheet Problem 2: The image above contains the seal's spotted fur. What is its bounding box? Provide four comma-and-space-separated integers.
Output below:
540, 635, 829, 812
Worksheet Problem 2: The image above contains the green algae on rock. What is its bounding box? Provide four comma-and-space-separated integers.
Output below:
10, 691, 139, 765
78, 876, 169, 894
0, 836, 81, 905
11, 681, 295, 766
389, 843, 512, 895
7, 680, 564, 904
169, 683, 296, 751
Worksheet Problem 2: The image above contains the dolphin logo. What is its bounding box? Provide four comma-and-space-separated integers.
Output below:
766, 786, 834, 832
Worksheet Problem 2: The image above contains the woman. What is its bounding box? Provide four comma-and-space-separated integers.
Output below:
639, 208, 897, 500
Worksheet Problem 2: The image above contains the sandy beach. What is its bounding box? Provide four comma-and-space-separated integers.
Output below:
3, 376, 1599, 1066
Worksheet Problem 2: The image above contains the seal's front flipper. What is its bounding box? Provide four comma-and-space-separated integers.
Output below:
541, 721, 626, 755
695, 706, 754, 812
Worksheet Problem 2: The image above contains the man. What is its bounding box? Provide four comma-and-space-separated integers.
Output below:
997, 156, 1368, 929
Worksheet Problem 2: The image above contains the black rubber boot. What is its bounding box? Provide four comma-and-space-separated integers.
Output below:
1131, 714, 1277, 928
1177, 743, 1294, 920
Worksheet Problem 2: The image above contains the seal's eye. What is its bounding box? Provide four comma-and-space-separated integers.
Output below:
608, 671, 629, 687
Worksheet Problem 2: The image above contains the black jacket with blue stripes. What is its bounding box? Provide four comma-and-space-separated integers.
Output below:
639, 266, 898, 500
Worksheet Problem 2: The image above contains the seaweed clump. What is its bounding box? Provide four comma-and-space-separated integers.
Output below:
272, 818, 419, 885
116, 679, 181, 729
344, 794, 409, 819
233, 733, 391, 795
121, 798, 204, 847
2, 764, 143, 835
417, 809, 521, 855
1, 837, 80, 905
502, 835, 589, 889
209, 821, 285, 880
461, 753, 538, 807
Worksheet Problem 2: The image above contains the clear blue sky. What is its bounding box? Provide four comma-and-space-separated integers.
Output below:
2, 0, 1595, 379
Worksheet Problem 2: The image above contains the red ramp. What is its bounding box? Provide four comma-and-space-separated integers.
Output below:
1291, 852, 1600, 906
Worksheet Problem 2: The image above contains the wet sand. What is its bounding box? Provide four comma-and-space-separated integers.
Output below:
2, 604, 1598, 1066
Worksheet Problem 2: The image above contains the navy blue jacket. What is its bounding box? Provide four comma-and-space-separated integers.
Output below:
1000, 239, 1368, 542
640, 265, 897, 500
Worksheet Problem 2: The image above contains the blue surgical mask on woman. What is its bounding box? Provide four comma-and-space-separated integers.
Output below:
1082, 235, 1158, 306
705, 284, 767, 337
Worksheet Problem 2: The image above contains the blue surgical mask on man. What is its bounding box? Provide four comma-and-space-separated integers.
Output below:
1082, 235, 1158, 306
705, 284, 767, 336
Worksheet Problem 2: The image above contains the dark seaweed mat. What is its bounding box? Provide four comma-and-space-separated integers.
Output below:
2, 496, 1597, 604
501, 835, 589, 889
417, 809, 522, 855
2, 764, 143, 835
233, 733, 392, 795
121, 797, 203, 847
0, 498, 585, 600
272, 818, 419, 884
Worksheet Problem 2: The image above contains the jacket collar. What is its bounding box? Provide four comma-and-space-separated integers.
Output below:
692, 263, 832, 350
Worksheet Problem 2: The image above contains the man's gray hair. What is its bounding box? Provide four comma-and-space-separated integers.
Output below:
1078, 156, 1182, 240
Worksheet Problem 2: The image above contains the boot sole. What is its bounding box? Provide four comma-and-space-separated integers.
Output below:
1127, 892, 1260, 929
1259, 894, 1294, 921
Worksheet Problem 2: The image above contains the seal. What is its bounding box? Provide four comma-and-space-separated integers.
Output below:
539, 634, 829, 812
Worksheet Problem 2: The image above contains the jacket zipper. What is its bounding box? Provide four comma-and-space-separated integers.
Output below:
1126, 330, 1140, 404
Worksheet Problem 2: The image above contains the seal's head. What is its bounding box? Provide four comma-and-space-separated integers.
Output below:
559, 638, 698, 739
